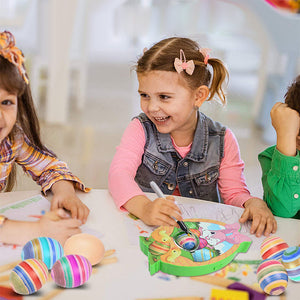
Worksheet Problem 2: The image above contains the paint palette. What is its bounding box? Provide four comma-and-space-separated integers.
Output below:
140, 219, 252, 276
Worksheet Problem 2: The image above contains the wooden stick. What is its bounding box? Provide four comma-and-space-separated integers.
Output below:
191, 275, 263, 293
136, 297, 203, 300
99, 256, 118, 265
39, 288, 64, 300
0, 274, 10, 282
0, 260, 21, 273
104, 249, 116, 257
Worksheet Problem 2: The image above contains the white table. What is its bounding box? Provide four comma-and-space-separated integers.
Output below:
1, 189, 300, 299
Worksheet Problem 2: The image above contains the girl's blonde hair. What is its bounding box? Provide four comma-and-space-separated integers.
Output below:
0, 55, 55, 192
136, 37, 229, 104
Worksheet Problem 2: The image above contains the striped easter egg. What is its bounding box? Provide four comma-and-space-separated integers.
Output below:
176, 233, 197, 250
21, 237, 64, 270
281, 246, 300, 282
260, 236, 289, 260
257, 259, 288, 295
9, 259, 48, 295
192, 248, 214, 262
149, 241, 170, 256
51, 254, 92, 288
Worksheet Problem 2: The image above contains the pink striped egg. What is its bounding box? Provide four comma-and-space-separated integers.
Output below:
51, 255, 92, 288
10, 259, 48, 295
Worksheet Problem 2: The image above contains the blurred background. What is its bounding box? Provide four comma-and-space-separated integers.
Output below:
1, 0, 299, 197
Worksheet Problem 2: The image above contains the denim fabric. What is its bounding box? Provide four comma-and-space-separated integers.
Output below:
134, 111, 226, 203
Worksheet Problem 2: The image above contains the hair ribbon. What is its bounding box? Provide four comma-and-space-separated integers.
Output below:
0, 31, 29, 84
199, 48, 211, 65
174, 49, 195, 75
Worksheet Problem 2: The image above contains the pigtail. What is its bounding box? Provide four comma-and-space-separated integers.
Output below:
206, 58, 229, 104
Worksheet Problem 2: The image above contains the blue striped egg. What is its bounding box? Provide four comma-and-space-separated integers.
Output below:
192, 248, 214, 262
257, 259, 288, 295
21, 237, 64, 270
9, 259, 48, 295
176, 233, 197, 250
282, 246, 300, 282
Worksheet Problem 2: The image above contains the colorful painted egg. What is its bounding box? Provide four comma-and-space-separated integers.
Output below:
9, 259, 48, 295
260, 236, 289, 260
192, 248, 214, 262
21, 237, 64, 270
257, 259, 288, 295
176, 233, 197, 250
51, 254, 92, 288
149, 241, 170, 256
281, 246, 300, 282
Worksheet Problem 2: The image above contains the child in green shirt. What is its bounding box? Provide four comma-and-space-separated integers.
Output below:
258, 75, 300, 219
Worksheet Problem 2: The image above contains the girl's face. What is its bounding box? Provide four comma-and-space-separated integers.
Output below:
138, 71, 205, 143
0, 88, 17, 143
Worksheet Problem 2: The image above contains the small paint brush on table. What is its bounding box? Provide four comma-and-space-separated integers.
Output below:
150, 181, 189, 235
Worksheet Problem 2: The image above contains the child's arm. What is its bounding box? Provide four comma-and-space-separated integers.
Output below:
219, 129, 277, 237
0, 209, 81, 246
124, 195, 181, 227
50, 180, 90, 224
15, 134, 90, 223
239, 197, 277, 237
109, 119, 181, 226
258, 146, 300, 218
271, 102, 300, 156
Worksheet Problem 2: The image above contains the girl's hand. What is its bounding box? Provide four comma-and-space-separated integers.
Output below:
271, 102, 300, 156
51, 180, 90, 224
239, 197, 277, 237
141, 196, 182, 227
38, 209, 82, 246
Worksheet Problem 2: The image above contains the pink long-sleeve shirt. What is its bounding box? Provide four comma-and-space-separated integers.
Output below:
109, 118, 252, 210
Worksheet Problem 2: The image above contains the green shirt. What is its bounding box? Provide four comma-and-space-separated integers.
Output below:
258, 146, 300, 219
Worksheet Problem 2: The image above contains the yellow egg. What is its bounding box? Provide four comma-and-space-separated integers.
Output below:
64, 233, 105, 266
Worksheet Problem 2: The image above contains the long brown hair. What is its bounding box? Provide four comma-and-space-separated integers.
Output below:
136, 37, 229, 104
0, 55, 54, 191
285, 75, 300, 113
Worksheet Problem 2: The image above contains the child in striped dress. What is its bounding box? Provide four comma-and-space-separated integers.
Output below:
0, 31, 89, 245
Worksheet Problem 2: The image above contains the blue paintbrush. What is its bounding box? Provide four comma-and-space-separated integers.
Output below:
150, 181, 190, 235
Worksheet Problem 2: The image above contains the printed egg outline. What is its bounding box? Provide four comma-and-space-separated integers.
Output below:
9, 258, 48, 295
281, 246, 300, 282
64, 233, 105, 266
21, 237, 64, 270
51, 254, 92, 288
260, 236, 289, 260
257, 259, 288, 296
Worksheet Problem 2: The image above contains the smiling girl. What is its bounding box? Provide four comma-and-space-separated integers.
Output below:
109, 37, 277, 237
0, 31, 89, 245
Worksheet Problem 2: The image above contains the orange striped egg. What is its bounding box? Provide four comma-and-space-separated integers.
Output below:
9, 259, 48, 295
149, 241, 170, 256
260, 236, 289, 260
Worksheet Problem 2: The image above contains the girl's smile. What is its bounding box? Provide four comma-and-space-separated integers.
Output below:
0, 88, 17, 143
138, 71, 202, 146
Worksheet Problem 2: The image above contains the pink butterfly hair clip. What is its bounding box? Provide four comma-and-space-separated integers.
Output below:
174, 49, 195, 75
199, 48, 211, 65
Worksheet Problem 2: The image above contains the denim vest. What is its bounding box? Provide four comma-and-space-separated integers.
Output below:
134, 111, 226, 203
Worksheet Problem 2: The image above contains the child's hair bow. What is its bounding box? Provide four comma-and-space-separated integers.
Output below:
0, 31, 29, 84
174, 49, 195, 75
199, 48, 211, 65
